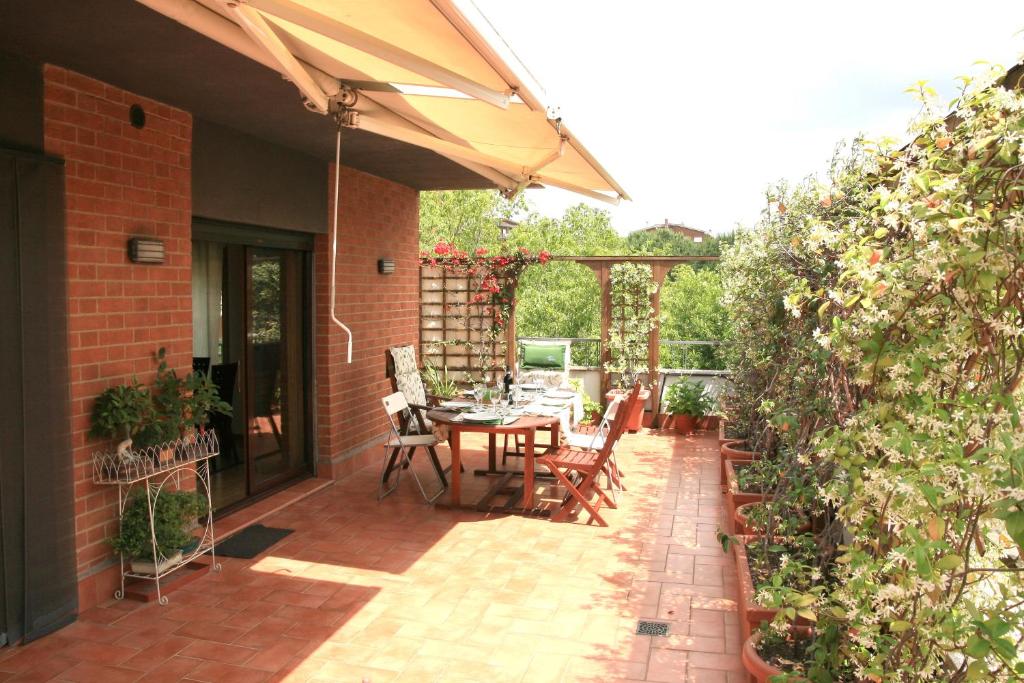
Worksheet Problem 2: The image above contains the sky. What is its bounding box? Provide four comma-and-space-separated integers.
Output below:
473, 0, 1024, 235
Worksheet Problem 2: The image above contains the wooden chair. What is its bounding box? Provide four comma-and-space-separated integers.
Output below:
563, 396, 627, 502
383, 345, 451, 487
537, 383, 642, 526
378, 392, 444, 503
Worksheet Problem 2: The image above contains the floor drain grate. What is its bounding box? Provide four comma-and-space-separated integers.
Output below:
636, 620, 670, 636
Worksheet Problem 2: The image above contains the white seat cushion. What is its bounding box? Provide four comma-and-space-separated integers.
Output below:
565, 432, 606, 450
387, 433, 439, 448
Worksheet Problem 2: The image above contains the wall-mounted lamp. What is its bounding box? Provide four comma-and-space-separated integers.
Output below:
377, 258, 395, 275
128, 237, 165, 264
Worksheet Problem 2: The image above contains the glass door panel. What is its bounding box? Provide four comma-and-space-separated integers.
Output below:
246, 248, 307, 493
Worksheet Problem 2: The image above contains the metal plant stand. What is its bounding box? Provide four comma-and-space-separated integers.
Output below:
92, 430, 221, 605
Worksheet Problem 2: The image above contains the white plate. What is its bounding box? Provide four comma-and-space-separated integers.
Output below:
440, 400, 474, 408
461, 412, 501, 423
546, 391, 576, 399
517, 383, 544, 391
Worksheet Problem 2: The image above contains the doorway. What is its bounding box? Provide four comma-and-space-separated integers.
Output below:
192, 223, 313, 512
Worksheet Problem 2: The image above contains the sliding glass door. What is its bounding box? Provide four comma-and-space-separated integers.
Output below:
192, 225, 312, 512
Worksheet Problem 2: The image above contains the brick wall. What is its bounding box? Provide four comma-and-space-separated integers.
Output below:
314, 165, 420, 478
42, 65, 193, 609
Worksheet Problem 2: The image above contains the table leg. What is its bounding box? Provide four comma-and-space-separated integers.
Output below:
523, 429, 535, 510
550, 421, 560, 449
450, 428, 461, 506
488, 433, 497, 471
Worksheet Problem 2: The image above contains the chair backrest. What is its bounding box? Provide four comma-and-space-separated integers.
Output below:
387, 345, 427, 407
597, 396, 623, 437
606, 383, 643, 446
585, 383, 642, 469
381, 391, 412, 436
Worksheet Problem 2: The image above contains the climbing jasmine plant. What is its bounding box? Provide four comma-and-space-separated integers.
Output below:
606, 262, 658, 388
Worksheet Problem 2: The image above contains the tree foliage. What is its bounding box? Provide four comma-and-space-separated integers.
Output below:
418, 192, 728, 368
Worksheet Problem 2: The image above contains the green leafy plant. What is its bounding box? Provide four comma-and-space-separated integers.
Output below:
110, 490, 208, 560
89, 380, 154, 442
569, 378, 603, 424
90, 348, 232, 452
606, 262, 657, 388
421, 361, 459, 400
664, 379, 714, 416
720, 63, 1024, 679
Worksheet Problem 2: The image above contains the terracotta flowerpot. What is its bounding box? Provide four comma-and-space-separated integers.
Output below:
606, 388, 651, 433
673, 413, 697, 434
733, 535, 782, 641
721, 438, 757, 485
741, 628, 813, 683
734, 502, 810, 536
723, 460, 772, 533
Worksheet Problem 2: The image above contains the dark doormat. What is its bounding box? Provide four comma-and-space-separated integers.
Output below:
216, 524, 294, 559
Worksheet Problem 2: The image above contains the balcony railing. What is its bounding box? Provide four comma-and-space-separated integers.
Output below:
517, 336, 726, 372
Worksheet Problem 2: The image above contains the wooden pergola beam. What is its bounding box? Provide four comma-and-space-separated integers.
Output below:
553, 255, 721, 415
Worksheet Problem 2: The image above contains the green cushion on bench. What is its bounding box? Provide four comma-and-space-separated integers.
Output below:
521, 344, 566, 370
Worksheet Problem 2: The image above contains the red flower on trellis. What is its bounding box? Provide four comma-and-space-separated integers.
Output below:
420, 241, 551, 335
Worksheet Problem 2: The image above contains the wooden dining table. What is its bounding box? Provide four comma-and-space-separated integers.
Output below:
425, 409, 561, 513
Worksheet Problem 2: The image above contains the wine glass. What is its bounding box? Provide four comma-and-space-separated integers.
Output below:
472, 383, 485, 409
490, 384, 502, 413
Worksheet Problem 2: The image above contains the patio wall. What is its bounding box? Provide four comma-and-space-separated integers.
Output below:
43, 65, 195, 610
40, 65, 421, 612
313, 164, 420, 479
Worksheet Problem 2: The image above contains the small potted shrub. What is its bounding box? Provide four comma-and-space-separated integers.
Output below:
89, 380, 155, 466
664, 379, 714, 434
111, 490, 209, 574
421, 361, 459, 404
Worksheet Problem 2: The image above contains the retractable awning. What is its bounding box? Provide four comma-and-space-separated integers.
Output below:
136, 0, 628, 204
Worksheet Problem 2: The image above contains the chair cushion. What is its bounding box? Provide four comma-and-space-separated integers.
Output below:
566, 432, 606, 450
521, 343, 567, 369
390, 345, 427, 407
386, 433, 438, 448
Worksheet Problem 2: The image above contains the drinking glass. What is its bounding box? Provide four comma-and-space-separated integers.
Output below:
472, 383, 485, 408
490, 384, 502, 412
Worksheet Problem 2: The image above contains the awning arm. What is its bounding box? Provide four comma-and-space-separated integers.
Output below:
245, 0, 511, 109
532, 174, 621, 205
224, 1, 331, 113
359, 92, 520, 191
345, 111, 526, 176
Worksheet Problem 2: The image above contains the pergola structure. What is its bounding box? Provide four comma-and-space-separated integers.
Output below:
502, 255, 720, 416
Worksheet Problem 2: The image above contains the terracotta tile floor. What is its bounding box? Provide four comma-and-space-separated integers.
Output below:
0, 429, 744, 683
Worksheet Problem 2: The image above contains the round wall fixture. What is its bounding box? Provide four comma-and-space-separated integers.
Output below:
129, 104, 146, 129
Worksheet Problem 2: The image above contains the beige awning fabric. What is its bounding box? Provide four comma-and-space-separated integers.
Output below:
136, 0, 628, 203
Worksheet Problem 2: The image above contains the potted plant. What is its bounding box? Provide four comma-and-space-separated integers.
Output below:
111, 490, 209, 574
724, 533, 819, 640
723, 458, 777, 529
421, 361, 459, 404
604, 263, 656, 431
89, 380, 155, 464
664, 379, 714, 434
742, 625, 816, 682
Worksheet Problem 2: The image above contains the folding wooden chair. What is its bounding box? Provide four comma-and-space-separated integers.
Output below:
537, 383, 642, 526
383, 345, 451, 486
563, 396, 627, 502
378, 392, 445, 503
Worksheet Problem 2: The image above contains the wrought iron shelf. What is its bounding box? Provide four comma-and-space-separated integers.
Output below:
91, 430, 221, 605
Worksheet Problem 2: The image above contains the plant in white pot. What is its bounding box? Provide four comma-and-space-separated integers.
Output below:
111, 490, 209, 575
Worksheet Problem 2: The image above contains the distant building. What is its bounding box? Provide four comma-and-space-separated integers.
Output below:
636, 220, 712, 243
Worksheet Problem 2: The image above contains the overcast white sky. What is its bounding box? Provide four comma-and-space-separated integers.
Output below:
473, 1, 1024, 234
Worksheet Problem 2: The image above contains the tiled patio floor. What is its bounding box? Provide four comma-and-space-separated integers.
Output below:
0, 430, 743, 683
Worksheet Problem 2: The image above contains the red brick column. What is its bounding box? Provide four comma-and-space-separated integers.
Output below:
313, 165, 420, 479
43, 65, 193, 609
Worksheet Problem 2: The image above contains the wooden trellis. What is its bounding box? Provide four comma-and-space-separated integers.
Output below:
419, 266, 511, 384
